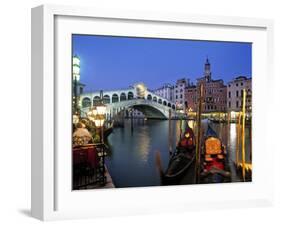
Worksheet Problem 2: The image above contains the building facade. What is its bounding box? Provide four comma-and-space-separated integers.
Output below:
185, 84, 197, 112
186, 58, 227, 113
174, 78, 189, 111
227, 76, 252, 112
153, 83, 174, 102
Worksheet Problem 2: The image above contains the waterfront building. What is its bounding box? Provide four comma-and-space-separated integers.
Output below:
185, 84, 197, 112
227, 76, 252, 112
154, 83, 174, 102
174, 78, 189, 111
186, 58, 227, 113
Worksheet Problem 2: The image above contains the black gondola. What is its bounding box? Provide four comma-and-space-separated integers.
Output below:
104, 126, 113, 139
200, 125, 231, 183
156, 123, 196, 185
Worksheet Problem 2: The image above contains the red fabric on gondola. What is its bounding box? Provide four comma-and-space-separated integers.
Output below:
180, 138, 189, 148
179, 126, 195, 149
204, 158, 224, 171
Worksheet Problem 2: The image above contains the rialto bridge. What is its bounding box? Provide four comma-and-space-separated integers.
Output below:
79, 83, 177, 119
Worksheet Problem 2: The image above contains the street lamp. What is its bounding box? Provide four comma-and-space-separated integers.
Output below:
96, 104, 107, 115
87, 103, 107, 185
73, 114, 80, 124
87, 104, 106, 141
87, 107, 97, 122
93, 118, 105, 128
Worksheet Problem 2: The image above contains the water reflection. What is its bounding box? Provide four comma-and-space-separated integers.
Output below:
106, 119, 251, 187
135, 126, 151, 162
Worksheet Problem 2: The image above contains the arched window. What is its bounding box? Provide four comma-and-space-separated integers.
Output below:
158, 99, 162, 104
153, 96, 157, 102
103, 95, 110, 104
163, 101, 167, 106
147, 94, 152, 100
112, 94, 119, 103
172, 105, 175, 110
120, 93, 126, 101
128, 92, 134, 100
167, 103, 171, 107
93, 96, 100, 106
82, 97, 91, 108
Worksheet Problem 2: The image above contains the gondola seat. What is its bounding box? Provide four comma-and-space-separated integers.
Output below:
205, 137, 222, 155
205, 155, 213, 162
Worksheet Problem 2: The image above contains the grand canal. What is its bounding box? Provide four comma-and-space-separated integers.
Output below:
105, 119, 252, 188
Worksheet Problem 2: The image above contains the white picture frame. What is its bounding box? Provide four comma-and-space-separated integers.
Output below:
31, 4, 274, 221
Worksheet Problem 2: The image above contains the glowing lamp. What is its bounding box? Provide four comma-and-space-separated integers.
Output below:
93, 119, 105, 128
73, 114, 79, 124
87, 107, 97, 121
96, 105, 106, 115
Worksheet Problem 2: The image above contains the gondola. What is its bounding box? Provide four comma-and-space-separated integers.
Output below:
156, 123, 196, 185
200, 125, 231, 183
104, 126, 113, 139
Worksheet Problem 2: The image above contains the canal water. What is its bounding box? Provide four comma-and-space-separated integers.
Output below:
106, 119, 251, 188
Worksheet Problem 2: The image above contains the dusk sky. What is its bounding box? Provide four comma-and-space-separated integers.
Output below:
72, 35, 252, 92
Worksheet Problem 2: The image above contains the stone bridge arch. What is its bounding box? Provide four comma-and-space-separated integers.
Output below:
107, 99, 175, 119
79, 88, 176, 119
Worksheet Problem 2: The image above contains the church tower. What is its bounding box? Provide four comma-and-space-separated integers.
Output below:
204, 57, 212, 82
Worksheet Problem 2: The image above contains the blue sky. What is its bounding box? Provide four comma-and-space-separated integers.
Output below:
72, 35, 252, 92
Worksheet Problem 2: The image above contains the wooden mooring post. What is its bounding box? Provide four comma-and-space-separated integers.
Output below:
236, 112, 241, 166
168, 109, 173, 156
195, 84, 203, 183
241, 89, 247, 182
130, 109, 134, 134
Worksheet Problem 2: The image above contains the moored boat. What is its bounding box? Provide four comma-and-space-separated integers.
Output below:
156, 123, 196, 185
200, 125, 231, 183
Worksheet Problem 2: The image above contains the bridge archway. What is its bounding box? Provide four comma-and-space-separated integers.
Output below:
128, 92, 134, 100
103, 95, 110, 104
120, 93, 127, 101
147, 94, 152, 100
153, 96, 157, 102
112, 94, 119, 103
130, 104, 167, 119
82, 97, 91, 108
106, 99, 175, 119
93, 96, 100, 106
158, 99, 162, 104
